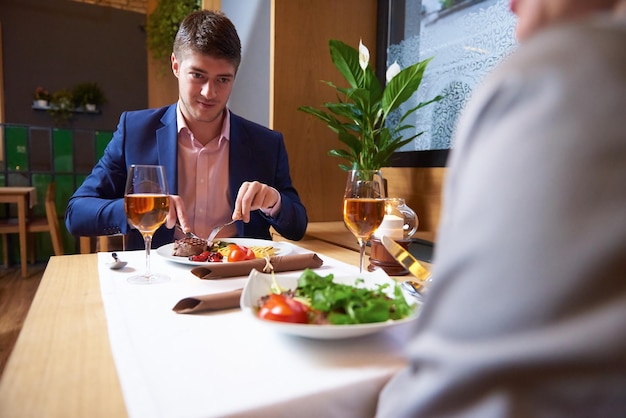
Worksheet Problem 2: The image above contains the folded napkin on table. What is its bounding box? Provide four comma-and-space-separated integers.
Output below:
173, 289, 243, 314
173, 253, 323, 314
190, 253, 323, 280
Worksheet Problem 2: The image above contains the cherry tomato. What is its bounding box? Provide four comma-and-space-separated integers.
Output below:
208, 252, 223, 262
189, 251, 224, 263
189, 251, 210, 262
243, 247, 256, 260
257, 294, 309, 324
227, 244, 256, 262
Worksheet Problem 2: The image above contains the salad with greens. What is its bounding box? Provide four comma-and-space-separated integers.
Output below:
256, 269, 415, 325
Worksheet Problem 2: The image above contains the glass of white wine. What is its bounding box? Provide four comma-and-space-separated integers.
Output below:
124, 164, 170, 284
343, 170, 386, 272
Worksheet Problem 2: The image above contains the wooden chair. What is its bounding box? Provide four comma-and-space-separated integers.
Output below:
80, 234, 125, 253
0, 182, 64, 267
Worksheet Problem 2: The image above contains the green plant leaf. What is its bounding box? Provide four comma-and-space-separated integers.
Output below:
329, 40, 362, 89
146, 0, 201, 61
337, 131, 362, 152
382, 57, 433, 114
297, 105, 335, 123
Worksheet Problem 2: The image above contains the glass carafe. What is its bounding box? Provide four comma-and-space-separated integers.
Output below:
386, 198, 418, 239
374, 198, 418, 240
369, 198, 418, 275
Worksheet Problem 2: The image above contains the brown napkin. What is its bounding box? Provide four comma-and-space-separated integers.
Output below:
173, 288, 243, 314
190, 253, 323, 280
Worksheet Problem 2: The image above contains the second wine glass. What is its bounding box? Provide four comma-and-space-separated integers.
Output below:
124, 164, 170, 284
343, 170, 386, 273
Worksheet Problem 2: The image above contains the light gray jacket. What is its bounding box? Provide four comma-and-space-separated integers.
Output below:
377, 14, 626, 418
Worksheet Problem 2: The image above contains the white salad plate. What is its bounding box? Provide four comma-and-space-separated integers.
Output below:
240, 269, 420, 339
156, 238, 293, 266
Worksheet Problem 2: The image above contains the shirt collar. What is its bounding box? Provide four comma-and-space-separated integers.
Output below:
176, 101, 231, 143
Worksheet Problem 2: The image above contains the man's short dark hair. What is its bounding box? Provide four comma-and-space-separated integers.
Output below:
173, 10, 242, 71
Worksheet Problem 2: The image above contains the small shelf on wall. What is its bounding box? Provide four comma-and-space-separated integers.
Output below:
31, 101, 101, 115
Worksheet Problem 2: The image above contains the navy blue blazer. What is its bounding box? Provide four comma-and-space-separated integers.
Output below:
65, 104, 308, 250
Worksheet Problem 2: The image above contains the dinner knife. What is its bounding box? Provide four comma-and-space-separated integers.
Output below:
381, 235, 431, 295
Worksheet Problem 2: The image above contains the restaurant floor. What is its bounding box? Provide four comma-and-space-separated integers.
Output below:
0, 262, 45, 376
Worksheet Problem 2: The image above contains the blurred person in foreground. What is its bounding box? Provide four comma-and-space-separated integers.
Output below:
377, 0, 626, 416
65, 10, 307, 250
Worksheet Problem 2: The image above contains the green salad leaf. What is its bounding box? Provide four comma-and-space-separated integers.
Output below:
295, 269, 414, 325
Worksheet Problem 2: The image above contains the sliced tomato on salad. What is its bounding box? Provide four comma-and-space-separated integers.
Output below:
257, 294, 309, 324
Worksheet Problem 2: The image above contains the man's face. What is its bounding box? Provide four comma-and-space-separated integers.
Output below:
171, 50, 236, 126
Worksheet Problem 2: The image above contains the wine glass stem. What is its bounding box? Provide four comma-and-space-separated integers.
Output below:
357, 237, 366, 273
143, 234, 153, 278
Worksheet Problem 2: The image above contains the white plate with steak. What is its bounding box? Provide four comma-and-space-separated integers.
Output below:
156, 238, 293, 266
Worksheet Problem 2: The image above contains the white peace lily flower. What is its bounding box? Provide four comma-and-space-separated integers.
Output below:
358, 39, 370, 70
386, 61, 401, 83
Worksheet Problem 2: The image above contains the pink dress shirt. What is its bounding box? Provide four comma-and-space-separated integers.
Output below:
176, 104, 237, 240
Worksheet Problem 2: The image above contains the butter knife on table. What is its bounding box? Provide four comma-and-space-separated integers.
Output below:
381, 235, 431, 298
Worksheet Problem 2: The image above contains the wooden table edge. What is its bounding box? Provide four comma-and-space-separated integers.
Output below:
0, 254, 128, 417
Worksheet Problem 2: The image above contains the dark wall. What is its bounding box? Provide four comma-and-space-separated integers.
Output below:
0, 0, 148, 131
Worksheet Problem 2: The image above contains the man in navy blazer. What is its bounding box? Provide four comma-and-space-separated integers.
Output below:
65, 10, 307, 250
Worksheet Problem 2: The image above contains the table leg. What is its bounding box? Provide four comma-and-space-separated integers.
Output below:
17, 196, 28, 278
80, 237, 92, 254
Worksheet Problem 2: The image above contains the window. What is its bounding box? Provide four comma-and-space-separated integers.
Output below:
378, 0, 517, 166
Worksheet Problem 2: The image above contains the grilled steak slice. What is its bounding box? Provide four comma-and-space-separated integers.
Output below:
172, 237, 207, 257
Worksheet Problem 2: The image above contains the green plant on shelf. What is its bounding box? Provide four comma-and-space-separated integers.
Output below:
33, 86, 51, 104
48, 89, 74, 126
72, 82, 106, 111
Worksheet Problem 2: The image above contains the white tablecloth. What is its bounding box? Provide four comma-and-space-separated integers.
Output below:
98, 243, 414, 418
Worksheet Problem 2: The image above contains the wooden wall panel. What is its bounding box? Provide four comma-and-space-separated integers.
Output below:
382, 167, 446, 237
271, 0, 378, 222
202, 0, 221, 10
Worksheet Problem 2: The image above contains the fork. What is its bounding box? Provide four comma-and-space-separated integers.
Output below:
207, 219, 238, 245
175, 223, 203, 241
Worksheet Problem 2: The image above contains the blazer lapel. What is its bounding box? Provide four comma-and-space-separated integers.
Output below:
229, 113, 256, 236
228, 112, 254, 202
157, 104, 178, 194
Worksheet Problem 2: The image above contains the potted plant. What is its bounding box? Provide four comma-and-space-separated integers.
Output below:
48, 89, 75, 125
298, 39, 442, 171
72, 82, 106, 112
33, 86, 51, 108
